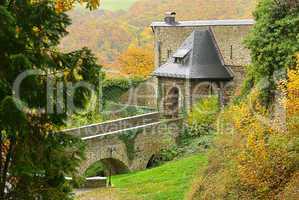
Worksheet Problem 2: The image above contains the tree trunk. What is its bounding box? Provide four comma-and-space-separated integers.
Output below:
0, 138, 15, 200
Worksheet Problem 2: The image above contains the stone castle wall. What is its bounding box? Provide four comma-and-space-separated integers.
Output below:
119, 77, 158, 107
211, 25, 252, 66
153, 25, 252, 68
115, 24, 252, 110
157, 77, 189, 114
158, 77, 232, 114
153, 25, 252, 103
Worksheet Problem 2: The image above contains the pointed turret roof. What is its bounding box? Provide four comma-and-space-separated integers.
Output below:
154, 30, 234, 80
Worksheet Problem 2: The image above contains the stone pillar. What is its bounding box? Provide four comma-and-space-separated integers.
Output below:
218, 82, 225, 108
157, 78, 163, 112
185, 79, 192, 113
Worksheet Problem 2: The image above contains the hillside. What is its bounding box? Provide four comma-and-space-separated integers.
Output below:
60, 0, 257, 73
101, 0, 140, 11
76, 154, 207, 200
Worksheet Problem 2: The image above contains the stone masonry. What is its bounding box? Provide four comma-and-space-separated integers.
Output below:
65, 113, 182, 175
152, 18, 253, 113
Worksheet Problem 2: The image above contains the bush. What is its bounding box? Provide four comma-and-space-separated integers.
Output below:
63, 112, 103, 129
188, 95, 219, 136
102, 77, 144, 103
243, 0, 299, 104
189, 84, 299, 199
147, 146, 179, 168
102, 102, 154, 120
84, 161, 107, 177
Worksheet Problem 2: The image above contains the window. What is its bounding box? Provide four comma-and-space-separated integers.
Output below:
174, 57, 182, 64
173, 48, 190, 64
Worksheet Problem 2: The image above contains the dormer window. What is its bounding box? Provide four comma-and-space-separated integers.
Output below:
173, 48, 190, 64
174, 57, 183, 64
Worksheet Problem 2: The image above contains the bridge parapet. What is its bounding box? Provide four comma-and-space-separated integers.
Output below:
63, 112, 160, 138
78, 117, 183, 175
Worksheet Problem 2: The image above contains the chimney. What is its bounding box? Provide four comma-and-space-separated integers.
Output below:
164, 12, 176, 25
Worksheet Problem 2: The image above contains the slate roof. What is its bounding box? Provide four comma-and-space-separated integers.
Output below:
154, 30, 234, 80
151, 19, 255, 27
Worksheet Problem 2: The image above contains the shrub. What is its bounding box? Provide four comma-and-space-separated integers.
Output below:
147, 145, 179, 168
188, 64, 299, 199
102, 77, 144, 103
84, 161, 106, 177
243, 0, 299, 104
188, 95, 219, 136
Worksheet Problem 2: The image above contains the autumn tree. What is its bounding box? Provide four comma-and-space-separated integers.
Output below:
189, 58, 299, 199
0, 0, 101, 199
117, 45, 154, 78
189, 1, 299, 199
244, 0, 299, 104
52, 0, 101, 11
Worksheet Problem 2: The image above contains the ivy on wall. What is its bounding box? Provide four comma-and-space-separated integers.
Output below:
243, 0, 299, 104
102, 77, 145, 103
118, 128, 144, 161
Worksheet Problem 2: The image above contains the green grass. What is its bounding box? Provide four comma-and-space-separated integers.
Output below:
84, 161, 106, 177
101, 0, 140, 11
77, 154, 207, 200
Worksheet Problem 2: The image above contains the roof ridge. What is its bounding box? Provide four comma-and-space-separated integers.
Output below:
151, 19, 255, 27
208, 28, 225, 66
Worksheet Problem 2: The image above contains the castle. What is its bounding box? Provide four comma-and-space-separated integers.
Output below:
151, 12, 254, 116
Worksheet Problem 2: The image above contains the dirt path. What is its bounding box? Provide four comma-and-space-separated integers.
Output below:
75, 188, 119, 200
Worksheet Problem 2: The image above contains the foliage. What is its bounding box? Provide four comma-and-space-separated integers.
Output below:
84, 161, 106, 177
102, 102, 155, 121
189, 2, 299, 196
54, 0, 101, 12
188, 96, 219, 136
244, 0, 299, 104
63, 112, 103, 129
0, 1, 101, 199
102, 77, 144, 103
63, 102, 155, 129
61, 0, 257, 74
147, 145, 179, 168
189, 62, 299, 199
281, 54, 299, 118
117, 45, 154, 78
77, 154, 207, 200
149, 128, 215, 168
118, 129, 143, 160
100, 0, 139, 11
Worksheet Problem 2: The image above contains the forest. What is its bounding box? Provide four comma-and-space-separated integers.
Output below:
60, 0, 257, 77
0, 0, 298, 200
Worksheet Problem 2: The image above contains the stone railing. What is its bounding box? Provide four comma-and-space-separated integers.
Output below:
66, 176, 107, 188
63, 112, 161, 138
81, 117, 183, 141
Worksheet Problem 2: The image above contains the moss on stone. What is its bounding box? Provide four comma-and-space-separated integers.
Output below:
118, 128, 143, 160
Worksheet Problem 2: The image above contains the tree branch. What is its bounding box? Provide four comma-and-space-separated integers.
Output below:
0, 137, 15, 199
0, 135, 3, 184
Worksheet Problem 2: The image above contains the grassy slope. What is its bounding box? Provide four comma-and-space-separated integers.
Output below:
101, 0, 140, 11
77, 154, 207, 200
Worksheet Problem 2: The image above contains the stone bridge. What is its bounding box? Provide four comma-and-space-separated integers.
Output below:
64, 112, 182, 175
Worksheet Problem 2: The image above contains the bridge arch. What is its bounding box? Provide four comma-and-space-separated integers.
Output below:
146, 154, 158, 169
84, 158, 129, 177
65, 113, 183, 176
